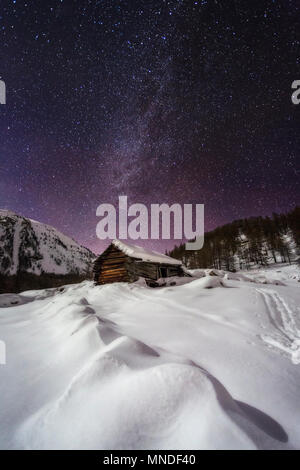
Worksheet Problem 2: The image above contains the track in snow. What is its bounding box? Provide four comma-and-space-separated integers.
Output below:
257, 288, 300, 364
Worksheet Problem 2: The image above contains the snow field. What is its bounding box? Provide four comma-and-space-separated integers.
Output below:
0, 264, 300, 449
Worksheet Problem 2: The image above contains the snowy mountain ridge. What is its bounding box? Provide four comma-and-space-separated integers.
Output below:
0, 210, 95, 277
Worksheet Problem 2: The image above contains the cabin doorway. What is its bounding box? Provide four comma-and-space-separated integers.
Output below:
159, 267, 168, 278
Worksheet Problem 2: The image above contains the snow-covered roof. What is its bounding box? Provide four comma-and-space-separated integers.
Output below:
112, 239, 182, 265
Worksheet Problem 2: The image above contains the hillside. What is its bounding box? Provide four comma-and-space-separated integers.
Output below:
0, 210, 95, 293
169, 207, 300, 271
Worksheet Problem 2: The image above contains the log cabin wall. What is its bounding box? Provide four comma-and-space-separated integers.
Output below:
127, 261, 184, 280
127, 261, 158, 280
93, 243, 186, 285
93, 244, 135, 285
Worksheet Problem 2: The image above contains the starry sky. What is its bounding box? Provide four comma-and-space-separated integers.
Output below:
0, 0, 299, 254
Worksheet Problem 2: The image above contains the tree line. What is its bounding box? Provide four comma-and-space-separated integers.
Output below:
168, 207, 300, 271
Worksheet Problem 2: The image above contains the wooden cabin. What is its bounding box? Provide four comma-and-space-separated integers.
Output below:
93, 240, 189, 286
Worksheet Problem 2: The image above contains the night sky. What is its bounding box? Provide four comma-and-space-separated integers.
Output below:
0, 0, 299, 254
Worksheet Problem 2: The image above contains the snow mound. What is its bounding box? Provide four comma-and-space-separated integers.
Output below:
184, 276, 225, 289
15, 349, 261, 450
187, 268, 206, 278
224, 272, 254, 282
0, 294, 31, 308
189, 266, 291, 286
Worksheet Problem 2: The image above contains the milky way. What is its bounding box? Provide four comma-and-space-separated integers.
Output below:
0, 0, 299, 253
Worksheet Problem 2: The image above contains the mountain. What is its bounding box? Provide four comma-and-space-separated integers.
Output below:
169, 207, 300, 271
0, 210, 95, 293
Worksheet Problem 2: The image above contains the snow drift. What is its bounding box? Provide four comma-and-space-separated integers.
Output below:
0, 264, 300, 449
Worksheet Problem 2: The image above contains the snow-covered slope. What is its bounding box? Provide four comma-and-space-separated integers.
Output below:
0, 210, 94, 277
0, 263, 300, 450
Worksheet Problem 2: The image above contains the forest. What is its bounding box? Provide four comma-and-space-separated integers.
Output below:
168, 207, 300, 271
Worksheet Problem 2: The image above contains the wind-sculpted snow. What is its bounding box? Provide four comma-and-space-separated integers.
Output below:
0, 264, 299, 449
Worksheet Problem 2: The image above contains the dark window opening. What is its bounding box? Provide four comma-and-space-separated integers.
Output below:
159, 267, 168, 278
